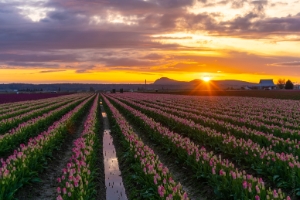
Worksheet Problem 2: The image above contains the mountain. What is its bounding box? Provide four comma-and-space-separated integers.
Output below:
153, 77, 205, 85
189, 79, 203, 85
153, 77, 188, 85
153, 77, 256, 89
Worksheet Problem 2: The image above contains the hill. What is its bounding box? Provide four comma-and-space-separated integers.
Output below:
153, 77, 255, 89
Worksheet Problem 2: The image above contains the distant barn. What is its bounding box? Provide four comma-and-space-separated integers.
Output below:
257, 79, 276, 90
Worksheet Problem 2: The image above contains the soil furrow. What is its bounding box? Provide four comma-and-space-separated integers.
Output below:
95, 102, 106, 200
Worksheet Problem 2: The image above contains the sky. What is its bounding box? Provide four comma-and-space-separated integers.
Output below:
0, 0, 300, 84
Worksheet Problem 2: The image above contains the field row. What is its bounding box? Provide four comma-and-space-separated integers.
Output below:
0, 93, 99, 199
0, 92, 299, 199
104, 93, 299, 199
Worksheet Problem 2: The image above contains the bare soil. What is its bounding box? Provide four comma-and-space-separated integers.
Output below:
95, 104, 106, 200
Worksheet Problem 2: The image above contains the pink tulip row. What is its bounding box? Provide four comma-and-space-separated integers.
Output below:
121, 94, 300, 138
157, 94, 300, 117
125, 97, 300, 157
122, 93, 300, 127
105, 94, 291, 200
0, 100, 50, 116
56, 94, 99, 200
0, 94, 88, 129
0, 93, 77, 115
155, 95, 300, 128
115, 96, 300, 183
122, 93, 300, 115
103, 95, 188, 200
0, 97, 53, 112
0, 95, 94, 199
155, 97, 300, 136
0, 94, 89, 154
0, 97, 68, 120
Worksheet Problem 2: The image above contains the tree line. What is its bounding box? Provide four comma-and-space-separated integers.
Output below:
277, 79, 294, 89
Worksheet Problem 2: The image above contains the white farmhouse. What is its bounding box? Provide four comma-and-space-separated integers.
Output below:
257, 79, 276, 90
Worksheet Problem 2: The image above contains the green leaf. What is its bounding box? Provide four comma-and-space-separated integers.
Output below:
131, 174, 138, 179
273, 175, 280, 182
31, 177, 42, 183
141, 188, 155, 198
276, 181, 289, 188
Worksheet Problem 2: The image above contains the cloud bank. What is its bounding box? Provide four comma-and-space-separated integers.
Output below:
0, 0, 299, 81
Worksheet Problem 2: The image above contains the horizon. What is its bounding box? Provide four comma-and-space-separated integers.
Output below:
1, 1, 300, 83
3, 77, 297, 85
0, 77, 269, 85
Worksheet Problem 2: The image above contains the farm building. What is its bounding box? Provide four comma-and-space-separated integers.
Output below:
294, 84, 300, 89
257, 79, 276, 90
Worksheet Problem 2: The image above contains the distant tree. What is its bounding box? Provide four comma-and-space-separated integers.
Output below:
58, 87, 61, 92
112, 89, 116, 93
285, 80, 294, 89
277, 79, 285, 89
120, 88, 123, 93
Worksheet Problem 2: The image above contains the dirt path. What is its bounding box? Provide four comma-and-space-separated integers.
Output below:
14, 109, 90, 200
101, 104, 127, 200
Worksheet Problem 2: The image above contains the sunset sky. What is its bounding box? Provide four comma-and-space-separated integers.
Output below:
0, 0, 300, 84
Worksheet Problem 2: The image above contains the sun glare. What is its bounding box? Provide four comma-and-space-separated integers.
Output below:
203, 76, 211, 82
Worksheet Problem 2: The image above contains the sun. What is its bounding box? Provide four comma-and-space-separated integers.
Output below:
202, 76, 211, 82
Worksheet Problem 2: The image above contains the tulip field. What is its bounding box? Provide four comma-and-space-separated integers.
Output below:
0, 93, 102, 200
0, 92, 299, 199
102, 93, 300, 200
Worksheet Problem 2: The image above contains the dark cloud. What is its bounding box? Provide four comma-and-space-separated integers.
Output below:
251, 0, 268, 15
227, 12, 259, 31
0, 28, 180, 51
39, 69, 66, 73
0, 53, 77, 63
254, 15, 300, 32
268, 61, 300, 67
202, 0, 228, 7
156, 0, 196, 8
231, 0, 248, 9
47, 10, 71, 21
142, 53, 164, 60
0, 0, 299, 76
3, 62, 59, 68
102, 57, 157, 67
153, 36, 193, 40
76, 65, 97, 73
1, 0, 299, 51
